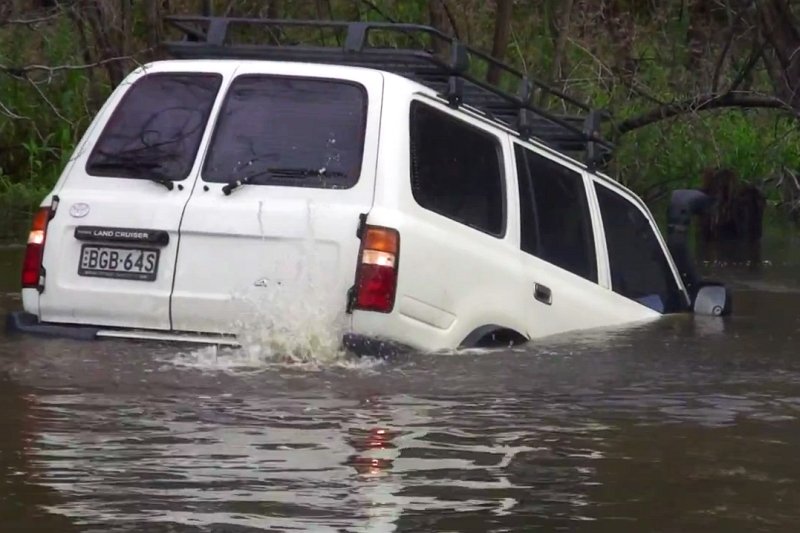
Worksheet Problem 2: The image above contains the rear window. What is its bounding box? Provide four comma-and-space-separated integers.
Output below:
86, 73, 222, 181
202, 76, 367, 189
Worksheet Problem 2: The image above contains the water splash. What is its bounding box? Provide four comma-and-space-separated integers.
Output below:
160, 200, 385, 373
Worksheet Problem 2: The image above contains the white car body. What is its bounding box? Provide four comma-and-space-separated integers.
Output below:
14, 58, 691, 354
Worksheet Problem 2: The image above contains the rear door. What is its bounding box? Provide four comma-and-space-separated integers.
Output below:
171, 65, 383, 334
38, 65, 229, 330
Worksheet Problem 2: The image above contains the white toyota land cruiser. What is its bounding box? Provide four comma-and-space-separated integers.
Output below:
6, 16, 730, 355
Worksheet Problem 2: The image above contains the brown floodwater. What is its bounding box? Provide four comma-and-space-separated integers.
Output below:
1, 235, 800, 532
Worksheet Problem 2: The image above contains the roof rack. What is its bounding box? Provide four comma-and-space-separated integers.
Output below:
163, 15, 614, 170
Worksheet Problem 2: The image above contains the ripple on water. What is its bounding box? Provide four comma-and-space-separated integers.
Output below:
3, 238, 800, 530
25, 390, 614, 531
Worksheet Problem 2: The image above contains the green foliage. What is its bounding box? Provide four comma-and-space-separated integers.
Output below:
0, 173, 49, 243
0, 14, 108, 241
605, 111, 800, 241
611, 110, 800, 201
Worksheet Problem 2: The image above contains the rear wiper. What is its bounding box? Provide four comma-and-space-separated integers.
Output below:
221, 167, 345, 195
89, 160, 175, 191
267, 167, 346, 179
221, 169, 271, 196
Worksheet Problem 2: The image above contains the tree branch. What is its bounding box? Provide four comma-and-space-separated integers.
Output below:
757, 0, 800, 106
711, 15, 738, 92
439, 0, 461, 40
359, 0, 398, 23
728, 37, 767, 93
551, 0, 575, 82
25, 76, 73, 126
567, 36, 665, 105
0, 52, 150, 80
487, 0, 513, 84
0, 9, 63, 27
616, 92, 794, 135
0, 100, 30, 121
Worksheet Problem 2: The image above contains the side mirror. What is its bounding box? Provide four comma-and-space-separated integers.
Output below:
693, 283, 732, 317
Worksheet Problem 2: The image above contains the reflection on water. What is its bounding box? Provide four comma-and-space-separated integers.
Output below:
1, 237, 800, 532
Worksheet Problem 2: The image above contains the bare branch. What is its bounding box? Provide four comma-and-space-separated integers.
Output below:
18, 74, 74, 126
0, 51, 151, 80
0, 100, 30, 121
711, 23, 737, 92
439, 0, 461, 40
756, 0, 800, 106
551, 0, 575, 82
359, 0, 398, 23
567, 37, 665, 106
1, 9, 62, 27
487, 0, 513, 84
0, 86, 49, 142
728, 37, 768, 93
616, 92, 794, 135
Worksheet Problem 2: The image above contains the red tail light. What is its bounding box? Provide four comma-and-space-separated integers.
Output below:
353, 226, 400, 313
21, 206, 52, 289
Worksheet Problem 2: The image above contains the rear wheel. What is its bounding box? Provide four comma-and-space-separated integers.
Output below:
460, 325, 528, 349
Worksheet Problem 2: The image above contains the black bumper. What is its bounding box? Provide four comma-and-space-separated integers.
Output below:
7, 311, 412, 357
5, 311, 100, 340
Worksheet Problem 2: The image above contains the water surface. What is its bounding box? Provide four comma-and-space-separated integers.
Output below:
1, 238, 800, 532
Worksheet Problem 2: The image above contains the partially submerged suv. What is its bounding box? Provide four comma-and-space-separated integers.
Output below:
7, 17, 730, 354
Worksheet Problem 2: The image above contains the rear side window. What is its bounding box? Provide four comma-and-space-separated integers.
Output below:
595, 183, 686, 313
410, 102, 505, 236
203, 76, 367, 189
514, 144, 597, 282
87, 73, 222, 181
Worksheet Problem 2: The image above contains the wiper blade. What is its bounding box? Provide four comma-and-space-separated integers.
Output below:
266, 167, 346, 179
222, 167, 346, 196
221, 169, 271, 196
89, 160, 175, 191
220, 167, 347, 196
148, 176, 175, 191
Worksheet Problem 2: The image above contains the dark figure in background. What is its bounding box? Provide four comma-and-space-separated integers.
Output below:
697, 167, 765, 269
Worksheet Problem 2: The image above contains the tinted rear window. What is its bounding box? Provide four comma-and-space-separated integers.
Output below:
203, 76, 367, 189
86, 73, 222, 181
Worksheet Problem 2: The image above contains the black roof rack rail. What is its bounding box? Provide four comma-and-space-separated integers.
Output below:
163, 15, 614, 169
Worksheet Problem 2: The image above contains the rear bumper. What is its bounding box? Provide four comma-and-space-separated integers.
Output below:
6, 311, 100, 341
6, 311, 413, 357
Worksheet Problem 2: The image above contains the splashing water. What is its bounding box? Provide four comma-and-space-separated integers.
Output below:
161, 200, 385, 373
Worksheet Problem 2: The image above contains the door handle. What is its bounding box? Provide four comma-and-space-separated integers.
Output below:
534, 283, 552, 305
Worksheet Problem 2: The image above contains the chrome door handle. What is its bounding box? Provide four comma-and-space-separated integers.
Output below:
534, 283, 552, 305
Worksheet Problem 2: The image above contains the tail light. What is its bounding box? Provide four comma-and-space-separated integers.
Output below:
352, 225, 400, 313
21, 203, 55, 290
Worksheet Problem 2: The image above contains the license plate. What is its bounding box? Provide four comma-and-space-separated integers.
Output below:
78, 245, 160, 281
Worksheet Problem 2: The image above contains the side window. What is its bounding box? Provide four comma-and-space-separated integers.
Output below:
594, 183, 686, 313
514, 144, 597, 282
409, 102, 505, 236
